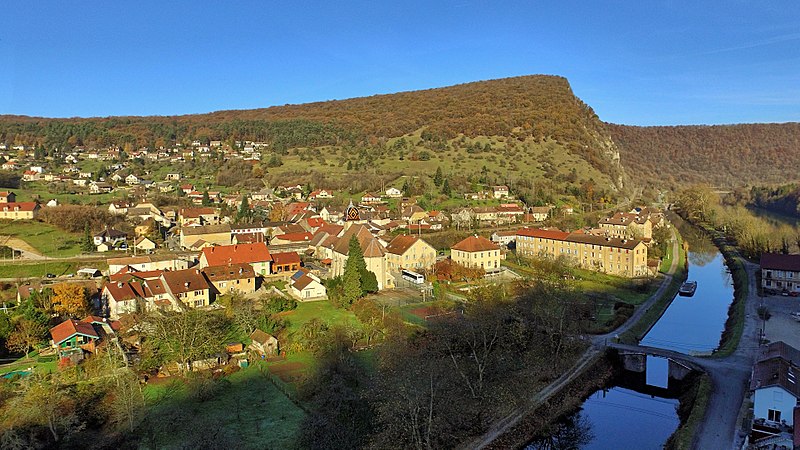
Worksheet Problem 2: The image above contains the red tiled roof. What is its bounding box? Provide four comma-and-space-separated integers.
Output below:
162, 269, 210, 295
386, 235, 425, 255
516, 227, 570, 240
305, 217, 325, 228
202, 263, 255, 282
201, 242, 272, 266
104, 280, 146, 302
565, 232, 643, 250
272, 252, 301, 265
0, 202, 39, 212
50, 319, 99, 345
274, 232, 313, 242
452, 235, 499, 253
760, 253, 800, 272
292, 274, 316, 290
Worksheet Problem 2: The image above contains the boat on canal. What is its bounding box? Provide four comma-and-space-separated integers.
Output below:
679, 280, 697, 296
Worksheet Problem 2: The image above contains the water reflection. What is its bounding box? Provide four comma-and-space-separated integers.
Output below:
527, 387, 679, 450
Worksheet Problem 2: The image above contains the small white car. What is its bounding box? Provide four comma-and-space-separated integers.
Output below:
790, 312, 800, 322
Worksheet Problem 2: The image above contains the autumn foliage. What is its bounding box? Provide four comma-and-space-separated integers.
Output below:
52, 283, 89, 317
433, 258, 485, 281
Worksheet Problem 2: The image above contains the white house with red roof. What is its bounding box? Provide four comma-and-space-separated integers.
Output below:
308, 189, 334, 200
0, 202, 40, 220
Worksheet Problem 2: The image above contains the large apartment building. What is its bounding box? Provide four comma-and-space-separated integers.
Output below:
516, 227, 648, 277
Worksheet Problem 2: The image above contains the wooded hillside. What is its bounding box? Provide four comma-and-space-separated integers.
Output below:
609, 123, 800, 189
0, 75, 622, 184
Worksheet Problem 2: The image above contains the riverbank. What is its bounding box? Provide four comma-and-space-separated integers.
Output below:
620, 229, 687, 344
484, 352, 615, 449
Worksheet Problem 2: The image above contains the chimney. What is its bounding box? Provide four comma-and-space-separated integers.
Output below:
184, 282, 190, 288
117, 282, 123, 288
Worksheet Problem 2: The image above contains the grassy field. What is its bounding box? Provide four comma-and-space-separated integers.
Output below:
0, 220, 83, 257
282, 300, 359, 334
141, 362, 306, 449
267, 132, 614, 194
0, 261, 76, 278
12, 184, 126, 206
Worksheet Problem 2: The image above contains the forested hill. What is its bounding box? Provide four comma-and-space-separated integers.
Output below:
608, 122, 800, 189
0, 75, 624, 187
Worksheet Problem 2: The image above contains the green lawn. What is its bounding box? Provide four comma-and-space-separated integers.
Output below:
0, 261, 75, 278
13, 184, 126, 206
141, 362, 306, 449
282, 300, 359, 334
0, 351, 59, 377
0, 220, 84, 257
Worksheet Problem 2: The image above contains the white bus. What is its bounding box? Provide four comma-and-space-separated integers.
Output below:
401, 269, 425, 284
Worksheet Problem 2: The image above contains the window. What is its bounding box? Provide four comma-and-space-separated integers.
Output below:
768, 409, 782, 422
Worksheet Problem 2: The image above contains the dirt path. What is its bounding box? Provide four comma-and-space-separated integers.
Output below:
467, 229, 681, 449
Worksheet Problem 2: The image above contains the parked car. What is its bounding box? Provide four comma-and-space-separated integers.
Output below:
790, 312, 800, 322
45, 273, 56, 278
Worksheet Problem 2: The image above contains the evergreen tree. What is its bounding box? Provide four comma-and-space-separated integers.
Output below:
433, 166, 443, 187
360, 270, 379, 293
237, 196, 250, 222
81, 224, 94, 253
402, 179, 411, 197
201, 190, 211, 206
442, 178, 451, 196
342, 237, 364, 307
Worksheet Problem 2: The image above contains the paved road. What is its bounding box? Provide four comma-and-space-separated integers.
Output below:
692, 260, 761, 450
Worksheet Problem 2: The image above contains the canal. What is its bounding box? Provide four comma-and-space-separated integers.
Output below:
528, 215, 735, 449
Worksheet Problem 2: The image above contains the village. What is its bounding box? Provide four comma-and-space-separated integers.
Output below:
2, 144, 799, 448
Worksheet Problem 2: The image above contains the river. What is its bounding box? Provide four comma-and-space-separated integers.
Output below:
528, 215, 735, 449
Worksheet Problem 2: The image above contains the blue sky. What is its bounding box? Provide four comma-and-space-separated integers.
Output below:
2, 1, 799, 125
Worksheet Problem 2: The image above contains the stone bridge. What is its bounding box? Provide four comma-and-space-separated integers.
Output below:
605, 342, 712, 380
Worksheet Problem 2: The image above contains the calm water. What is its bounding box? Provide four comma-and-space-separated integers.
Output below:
640, 249, 734, 354
529, 216, 734, 448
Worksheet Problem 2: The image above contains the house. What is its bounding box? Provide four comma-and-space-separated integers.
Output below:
308, 189, 334, 200
165, 173, 181, 181
49, 319, 100, 359
289, 270, 326, 300
270, 232, 313, 246
179, 224, 232, 249
202, 263, 256, 297
248, 329, 279, 356
761, 253, 800, 294
107, 254, 191, 275
179, 207, 220, 227
180, 184, 194, 194
493, 185, 510, 199
599, 212, 653, 240
103, 280, 147, 318
0, 191, 18, 203
108, 201, 129, 215
134, 236, 157, 253
385, 235, 437, 273
751, 342, 800, 424
93, 228, 128, 247
0, 202, 40, 220
125, 174, 140, 185
491, 230, 517, 247
22, 170, 40, 182
385, 187, 402, 198
401, 204, 428, 222
161, 269, 212, 308
89, 182, 113, 194
529, 206, 552, 222
198, 242, 273, 276
1, 161, 18, 171
451, 235, 503, 272
515, 227, 649, 277
271, 252, 301, 273
361, 192, 382, 204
